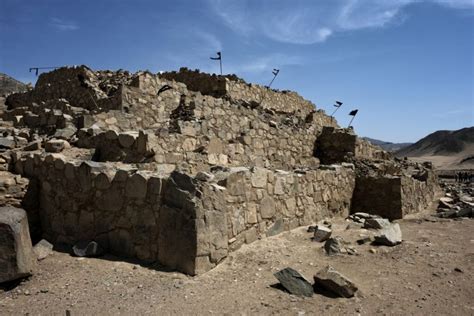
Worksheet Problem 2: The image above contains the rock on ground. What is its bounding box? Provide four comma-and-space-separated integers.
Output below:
0, 206, 35, 283
324, 236, 345, 256
374, 223, 402, 246
313, 225, 332, 242
314, 265, 358, 298
33, 239, 54, 261
364, 218, 390, 229
45, 139, 70, 153
273, 267, 314, 297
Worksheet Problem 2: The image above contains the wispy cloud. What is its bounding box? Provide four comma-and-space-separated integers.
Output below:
194, 30, 222, 52
227, 53, 304, 75
431, 108, 473, 118
208, 0, 474, 44
50, 17, 79, 31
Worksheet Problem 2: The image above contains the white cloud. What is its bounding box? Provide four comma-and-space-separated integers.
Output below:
50, 17, 79, 31
433, 0, 474, 9
232, 53, 304, 74
208, 0, 473, 44
194, 31, 222, 52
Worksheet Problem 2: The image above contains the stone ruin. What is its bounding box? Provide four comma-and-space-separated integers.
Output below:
0, 66, 439, 279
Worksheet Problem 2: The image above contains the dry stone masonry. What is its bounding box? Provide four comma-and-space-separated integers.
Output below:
0, 66, 439, 276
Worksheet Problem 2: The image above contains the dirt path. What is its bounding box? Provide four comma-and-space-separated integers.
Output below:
1, 214, 473, 315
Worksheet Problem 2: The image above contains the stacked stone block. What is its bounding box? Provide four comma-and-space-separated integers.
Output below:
14, 152, 355, 274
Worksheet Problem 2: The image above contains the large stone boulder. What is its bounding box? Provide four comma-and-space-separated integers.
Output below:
313, 225, 332, 242
274, 267, 314, 297
0, 207, 35, 283
374, 223, 402, 246
314, 265, 358, 298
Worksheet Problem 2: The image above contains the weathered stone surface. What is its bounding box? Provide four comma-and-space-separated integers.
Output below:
313, 225, 332, 242
118, 132, 136, 148
266, 218, 284, 237
314, 265, 358, 298
374, 223, 402, 246
364, 218, 390, 229
33, 239, 53, 261
324, 237, 345, 256
195, 171, 214, 182
125, 173, 147, 198
251, 167, 267, 188
0, 136, 15, 149
438, 197, 454, 209
274, 267, 313, 297
356, 236, 374, 245
0, 207, 35, 283
45, 139, 70, 153
24, 141, 41, 151
53, 126, 77, 140
260, 195, 275, 219
72, 240, 104, 257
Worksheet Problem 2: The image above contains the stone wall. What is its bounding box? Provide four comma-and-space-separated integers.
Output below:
401, 170, 438, 215
7, 66, 109, 110
78, 92, 338, 173
351, 171, 438, 220
351, 175, 403, 219
315, 126, 389, 164
213, 165, 356, 256
355, 138, 391, 161
16, 153, 168, 263
149, 95, 329, 172
76, 129, 153, 163
4, 67, 338, 174
161, 68, 316, 115
13, 152, 355, 275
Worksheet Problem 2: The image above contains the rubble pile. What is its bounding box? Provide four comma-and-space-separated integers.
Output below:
435, 182, 473, 218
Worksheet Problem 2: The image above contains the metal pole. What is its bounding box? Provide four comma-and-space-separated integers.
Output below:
219, 57, 222, 76
347, 115, 356, 128
330, 106, 341, 117
268, 70, 279, 88
29, 66, 61, 76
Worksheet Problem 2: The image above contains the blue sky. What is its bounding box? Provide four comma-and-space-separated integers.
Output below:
1, 0, 473, 142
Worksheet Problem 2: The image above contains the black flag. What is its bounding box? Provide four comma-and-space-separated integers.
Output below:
210, 52, 221, 60
334, 101, 343, 107
29, 68, 39, 76
210, 51, 223, 75
349, 109, 358, 116
272, 68, 279, 76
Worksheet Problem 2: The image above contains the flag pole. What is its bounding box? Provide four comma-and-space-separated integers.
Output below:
330, 106, 340, 117
347, 109, 358, 128
210, 52, 223, 75
267, 69, 279, 88
330, 101, 343, 119
219, 55, 222, 76
347, 115, 356, 128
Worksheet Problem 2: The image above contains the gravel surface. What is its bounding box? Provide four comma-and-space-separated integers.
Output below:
1, 213, 473, 315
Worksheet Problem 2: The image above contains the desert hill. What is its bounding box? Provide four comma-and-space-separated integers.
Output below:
362, 137, 412, 152
395, 127, 474, 170
0, 73, 29, 96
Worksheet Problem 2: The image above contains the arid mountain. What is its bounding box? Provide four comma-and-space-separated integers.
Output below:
0, 73, 29, 96
395, 127, 474, 170
362, 137, 412, 152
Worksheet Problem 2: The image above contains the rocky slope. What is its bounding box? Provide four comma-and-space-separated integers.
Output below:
363, 137, 412, 152
0, 73, 29, 96
395, 127, 474, 170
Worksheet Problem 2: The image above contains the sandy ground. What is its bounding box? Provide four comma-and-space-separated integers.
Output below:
407, 147, 474, 170
1, 210, 473, 316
